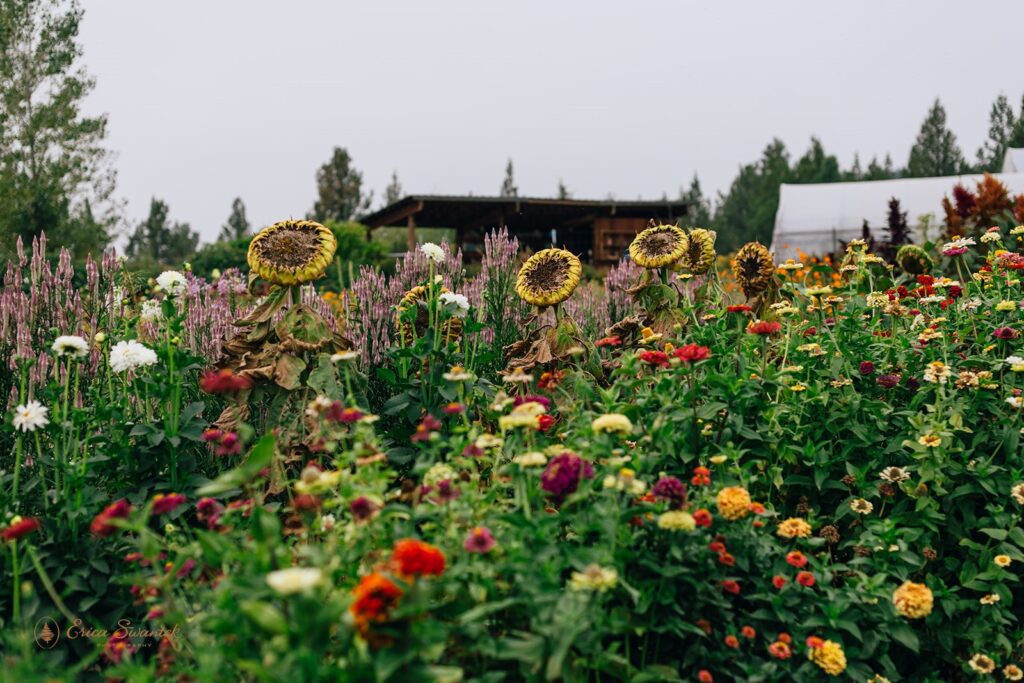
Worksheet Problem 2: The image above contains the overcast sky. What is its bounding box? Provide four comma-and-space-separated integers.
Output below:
79, 0, 1024, 244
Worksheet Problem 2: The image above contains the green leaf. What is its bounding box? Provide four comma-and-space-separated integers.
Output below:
889, 623, 920, 653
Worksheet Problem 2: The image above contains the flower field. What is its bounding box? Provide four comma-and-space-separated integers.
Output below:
2, 221, 1024, 682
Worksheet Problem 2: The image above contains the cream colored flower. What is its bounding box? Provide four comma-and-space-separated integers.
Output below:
657, 510, 696, 531
568, 564, 618, 592
513, 451, 548, 468
850, 498, 873, 514
266, 567, 323, 595
994, 554, 1012, 567
592, 413, 633, 435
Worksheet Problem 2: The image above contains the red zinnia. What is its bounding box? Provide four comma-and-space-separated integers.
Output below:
726, 304, 753, 313
698, 671, 714, 683
796, 570, 816, 587
391, 538, 446, 577
595, 336, 622, 348
693, 508, 712, 527
674, 344, 711, 363
772, 574, 787, 589
747, 320, 782, 336
537, 414, 556, 432
199, 368, 251, 394
718, 552, 735, 566
721, 580, 740, 594
741, 626, 756, 639
351, 572, 403, 624
806, 635, 824, 649
785, 550, 808, 568
724, 635, 740, 649
639, 350, 670, 367
91, 499, 133, 537
150, 493, 187, 516
768, 641, 792, 659
2, 517, 41, 542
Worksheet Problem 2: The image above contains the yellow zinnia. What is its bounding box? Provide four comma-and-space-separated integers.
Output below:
777, 517, 812, 539
892, 581, 934, 619
808, 640, 847, 676
716, 486, 751, 521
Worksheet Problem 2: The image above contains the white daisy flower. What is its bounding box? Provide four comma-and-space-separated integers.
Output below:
155, 270, 187, 297
438, 291, 470, 318
419, 243, 445, 263
265, 567, 322, 595
12, 400, 49, 432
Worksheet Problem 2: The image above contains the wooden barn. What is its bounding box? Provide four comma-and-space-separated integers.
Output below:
359, 195, 690, 265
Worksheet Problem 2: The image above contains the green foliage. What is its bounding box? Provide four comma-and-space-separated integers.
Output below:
189, 235, 250, 277
0, 0, 117, 258
125, 198, 200, 273
219, 197, 250, 241
310, 147, 372, 222
976, 94, 1017, 172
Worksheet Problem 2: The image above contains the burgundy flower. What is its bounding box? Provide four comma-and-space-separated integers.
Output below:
442, 402, 465, 415
412, 414, 442, 442
876, 374, 901, 389
215, 431, 242, 456
747, 321, 782, 336
651, 476, 688, 509
433, 479, 461, 504
514, 395, 551, 410
674, 344, 712, 363
540, 452, 595, 503
103, 630, 136, 664
349, 496, 378, 522
196, 497, 224, 530
858, 361, 875, 375
326, 402, 364, 424
464, 526, 496, 554
462, 444, 485, 458
905, 377, 921, 390
150, 493, 187, 516
993, 327, 1019, 340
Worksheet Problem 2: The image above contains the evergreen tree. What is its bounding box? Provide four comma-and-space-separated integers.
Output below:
845, 153, 863, 181
791, 137, 841, 184
557, 179, 570, 199
976, 94, 1017, 172
881, 197, 910, 259
126, 198, 199, 266
680, 174, 712, 227
713, 138, 791, 252
0, 0, 118, 255
1008, 93, 1024, 149
500, 159, 518, 197
383, 170, 403, 206
906, 99, 966, 177
310, 147, 372, 222
219, 197, 250, 241
864, 154, 899, 181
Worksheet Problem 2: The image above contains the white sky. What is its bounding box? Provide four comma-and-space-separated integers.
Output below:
78, 0, 1024, 244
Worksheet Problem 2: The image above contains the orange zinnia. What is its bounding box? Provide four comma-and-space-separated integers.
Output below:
391, 538, 446, 577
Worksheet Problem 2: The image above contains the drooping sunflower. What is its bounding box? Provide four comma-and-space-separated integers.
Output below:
248, 220, 337, 286
895, 244, 933, 275
395, 285, 463, 345
515, 249, 582, 307
680, 228, 717, 274
732, 241, 775, 297
629, 224, 687, 269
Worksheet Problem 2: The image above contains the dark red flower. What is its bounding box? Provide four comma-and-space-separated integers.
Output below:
693, 508, 712, 527
442, 402, 465, 415
392, 538, 446, 577
537, 370, 565, 390
540, 452, 595, 502
859, 361, 875, 375
537, 414, 556, 432
721, 580, 740, 594
876, 374, 901, 388
718, 552, 735, 566
1, 517, 41, 542
326, 403, 365, 424
993, 327, 1019, 340
196, 498, 224, 530
651, 476, 687, 509
726, 304, 753, 313
349, 496, 379, 522
91, 499, 133, 537
199, 368, 252, 394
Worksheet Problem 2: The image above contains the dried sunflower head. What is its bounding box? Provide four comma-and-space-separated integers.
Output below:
681, 228, 717, 274
895, 244, 933, 275
248, 220, 337, 286
629, 224, 687, 269
515, 249, 582, 307
396, 285, 463, 345
732, 242, 775, 297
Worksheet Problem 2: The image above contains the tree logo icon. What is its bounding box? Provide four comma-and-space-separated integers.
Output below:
34, 617, 61, 649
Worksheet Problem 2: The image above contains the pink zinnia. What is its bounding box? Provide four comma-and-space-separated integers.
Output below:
150, 493, 187, 516
464, 526, 496, 554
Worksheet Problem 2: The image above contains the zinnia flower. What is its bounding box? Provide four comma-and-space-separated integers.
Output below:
651, 476, 687, 509
91, 499, 133, 537
568, 564, 618, 592
968, 654, 995, 674
109, 340, 158, 373
715, 486, 752, 521
248, 219, 337, 285
591, 413, 632, 435
850, 498, 874, 514
541, 452, 594, 502
776, 517, 812, 539
629, 224, 687, 269
785, 550, 808, 568
657, 510, 696, 531
419, 242, 445, 262
674, 343, 711, 363
796, 571, 815, 587
199, 368, 252, 394
994, 554, 1012, 567
12, 400, 49, 432
892, 581, 933, 619
392, 538, 446, 577
150, 493, 187, 516
514, 248, 582, 307
1, 516, 41, 542
464, 527, 496, 553
746, 320, 782, 336
807, 639, 847, 676
351, 572, 402, 626
266, 567, 322, 595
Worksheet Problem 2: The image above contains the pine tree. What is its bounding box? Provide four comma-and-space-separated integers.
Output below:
864, 155, 898, 181
792, 137, 841, 184
557, 179, 570, 199
976, 94, 1017, 172
310, 147, 372, 222
880, 197, 910, 259
384, 171, 403, 206
126, 198, 199, 266
680, 174, 712, 227
0, 0, 118, 255
906, 99, 967, 177
1008, 93, 1024, 149
219, 198, 250, 241
713, 138, 791, 252
845, 153, 863, 181
500, 159, 518, 197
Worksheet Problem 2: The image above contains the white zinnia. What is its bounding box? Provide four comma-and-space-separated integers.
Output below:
155, 270, 187, 297
419, 243, 445, 263
438, 292, 470, 318
266, 567, 323, 595
12, 400, 49, 432
51, 335, 89, 358
140, 300, 163, 323
109, 340, 158, 373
